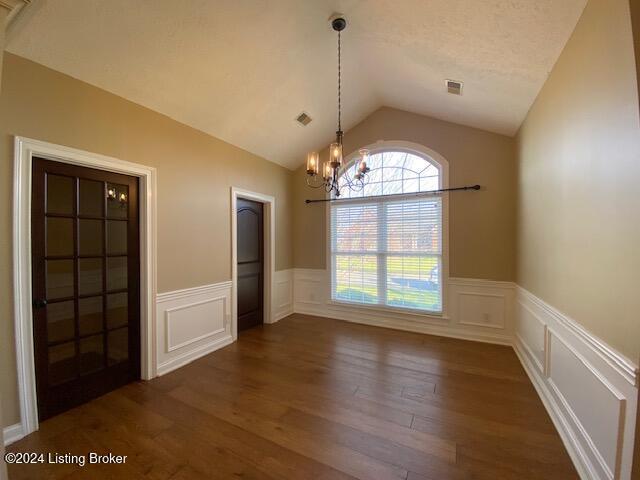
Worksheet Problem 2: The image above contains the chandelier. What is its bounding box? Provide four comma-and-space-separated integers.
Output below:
305, 15, 369, 198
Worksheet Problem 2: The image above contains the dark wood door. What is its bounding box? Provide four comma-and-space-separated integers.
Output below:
236, 198, 264, 332
31, 157, 140, 421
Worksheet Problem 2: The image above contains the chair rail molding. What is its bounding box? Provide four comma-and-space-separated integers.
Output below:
11, 136, 158, 441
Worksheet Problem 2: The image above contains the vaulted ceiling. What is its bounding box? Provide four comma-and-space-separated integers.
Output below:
6, 0, 586, 169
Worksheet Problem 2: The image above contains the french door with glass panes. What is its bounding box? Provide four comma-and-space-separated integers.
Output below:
31, 157, 140, 420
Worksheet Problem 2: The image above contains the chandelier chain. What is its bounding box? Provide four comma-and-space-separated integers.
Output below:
337, 30, 341, 132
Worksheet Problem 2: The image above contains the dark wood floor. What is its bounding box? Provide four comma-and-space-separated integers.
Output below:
8, 314, 577, 479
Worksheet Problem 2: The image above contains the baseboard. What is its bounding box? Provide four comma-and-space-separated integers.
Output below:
294, 303, 512, 345
515, 286, 638, 480
272, 307, 294, 323
157, 334, 234, 376
3, 423, 24, 446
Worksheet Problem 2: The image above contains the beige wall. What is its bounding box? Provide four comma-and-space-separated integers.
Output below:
516, 0, 640, 361
0, 53, 294, 426
293, 107, 517, 282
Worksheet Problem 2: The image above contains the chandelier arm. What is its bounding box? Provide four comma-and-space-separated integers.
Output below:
306, 176, 326, 189
325, 181, 333, 194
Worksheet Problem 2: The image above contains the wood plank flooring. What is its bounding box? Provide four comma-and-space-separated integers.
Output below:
7, 314, 578, 479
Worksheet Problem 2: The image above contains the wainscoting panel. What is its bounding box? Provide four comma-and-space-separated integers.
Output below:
449, 278, 515, 339
514, 287, 638, 480
156, 281, 233, 375
294, 268, 328, 306
271, 269, 293, 323
292, 270, 514, 345
516, 299, 547, 374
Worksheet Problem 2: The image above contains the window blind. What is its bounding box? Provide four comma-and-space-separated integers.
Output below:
330, 196, 442, 313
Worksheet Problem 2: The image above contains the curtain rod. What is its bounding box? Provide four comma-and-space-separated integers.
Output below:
305, 184, 481, 204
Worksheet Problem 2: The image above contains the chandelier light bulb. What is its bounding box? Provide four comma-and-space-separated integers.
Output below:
358, 148, 370, 172
307, 151, 319, 175
322, 161, 332, 180
329, 142, 343, 167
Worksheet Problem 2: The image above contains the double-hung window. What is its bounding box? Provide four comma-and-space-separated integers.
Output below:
330, 150, 443, 313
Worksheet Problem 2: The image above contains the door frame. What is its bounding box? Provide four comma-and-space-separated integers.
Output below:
12, 136, 158, 438
230, 187, 275, 340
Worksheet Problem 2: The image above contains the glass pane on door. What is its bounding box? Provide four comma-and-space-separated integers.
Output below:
46, 175, 74, 215
79, 219, 103, 256
107, 220, 127, 255
48, 341, 76, 385
108, 328, 128, 365
106, 293, 128, 329
46, 218, 74, 257
107, 257, 127, 291
46, 259, 74, 299
79, 258, 103, 295
79, 334, 104, 375
79, 179, 104, 217
46, 301, 75, 343
79, 296, 103, 336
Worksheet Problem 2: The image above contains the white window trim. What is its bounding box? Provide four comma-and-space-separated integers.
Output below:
325, 140, 450, 319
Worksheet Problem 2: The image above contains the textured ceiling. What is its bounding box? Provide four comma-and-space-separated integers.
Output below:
6, 0, 586, 169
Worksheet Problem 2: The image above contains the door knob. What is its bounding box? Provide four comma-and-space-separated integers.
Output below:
33, 298, 47, 309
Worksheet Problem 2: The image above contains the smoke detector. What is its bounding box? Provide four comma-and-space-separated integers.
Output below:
295, 112, 313, 126
446, 79, 463, 95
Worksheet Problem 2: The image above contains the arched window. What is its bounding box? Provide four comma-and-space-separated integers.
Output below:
337, 151, 440, 198
330, 145, 446, 314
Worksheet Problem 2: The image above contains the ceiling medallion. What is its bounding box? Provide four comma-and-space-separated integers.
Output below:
305, 15, 370, 198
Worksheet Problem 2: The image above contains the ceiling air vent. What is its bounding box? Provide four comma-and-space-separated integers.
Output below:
446, 79, 463, 95
295, 112, 313, 126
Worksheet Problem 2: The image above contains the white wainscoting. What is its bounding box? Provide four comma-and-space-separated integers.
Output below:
271, 269, 294, 323
514, 287, 638, 480
293, 269, 514, 345
156, 281, 233, 376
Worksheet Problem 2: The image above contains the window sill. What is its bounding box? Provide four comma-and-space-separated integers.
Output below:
326, 299, 449, 321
